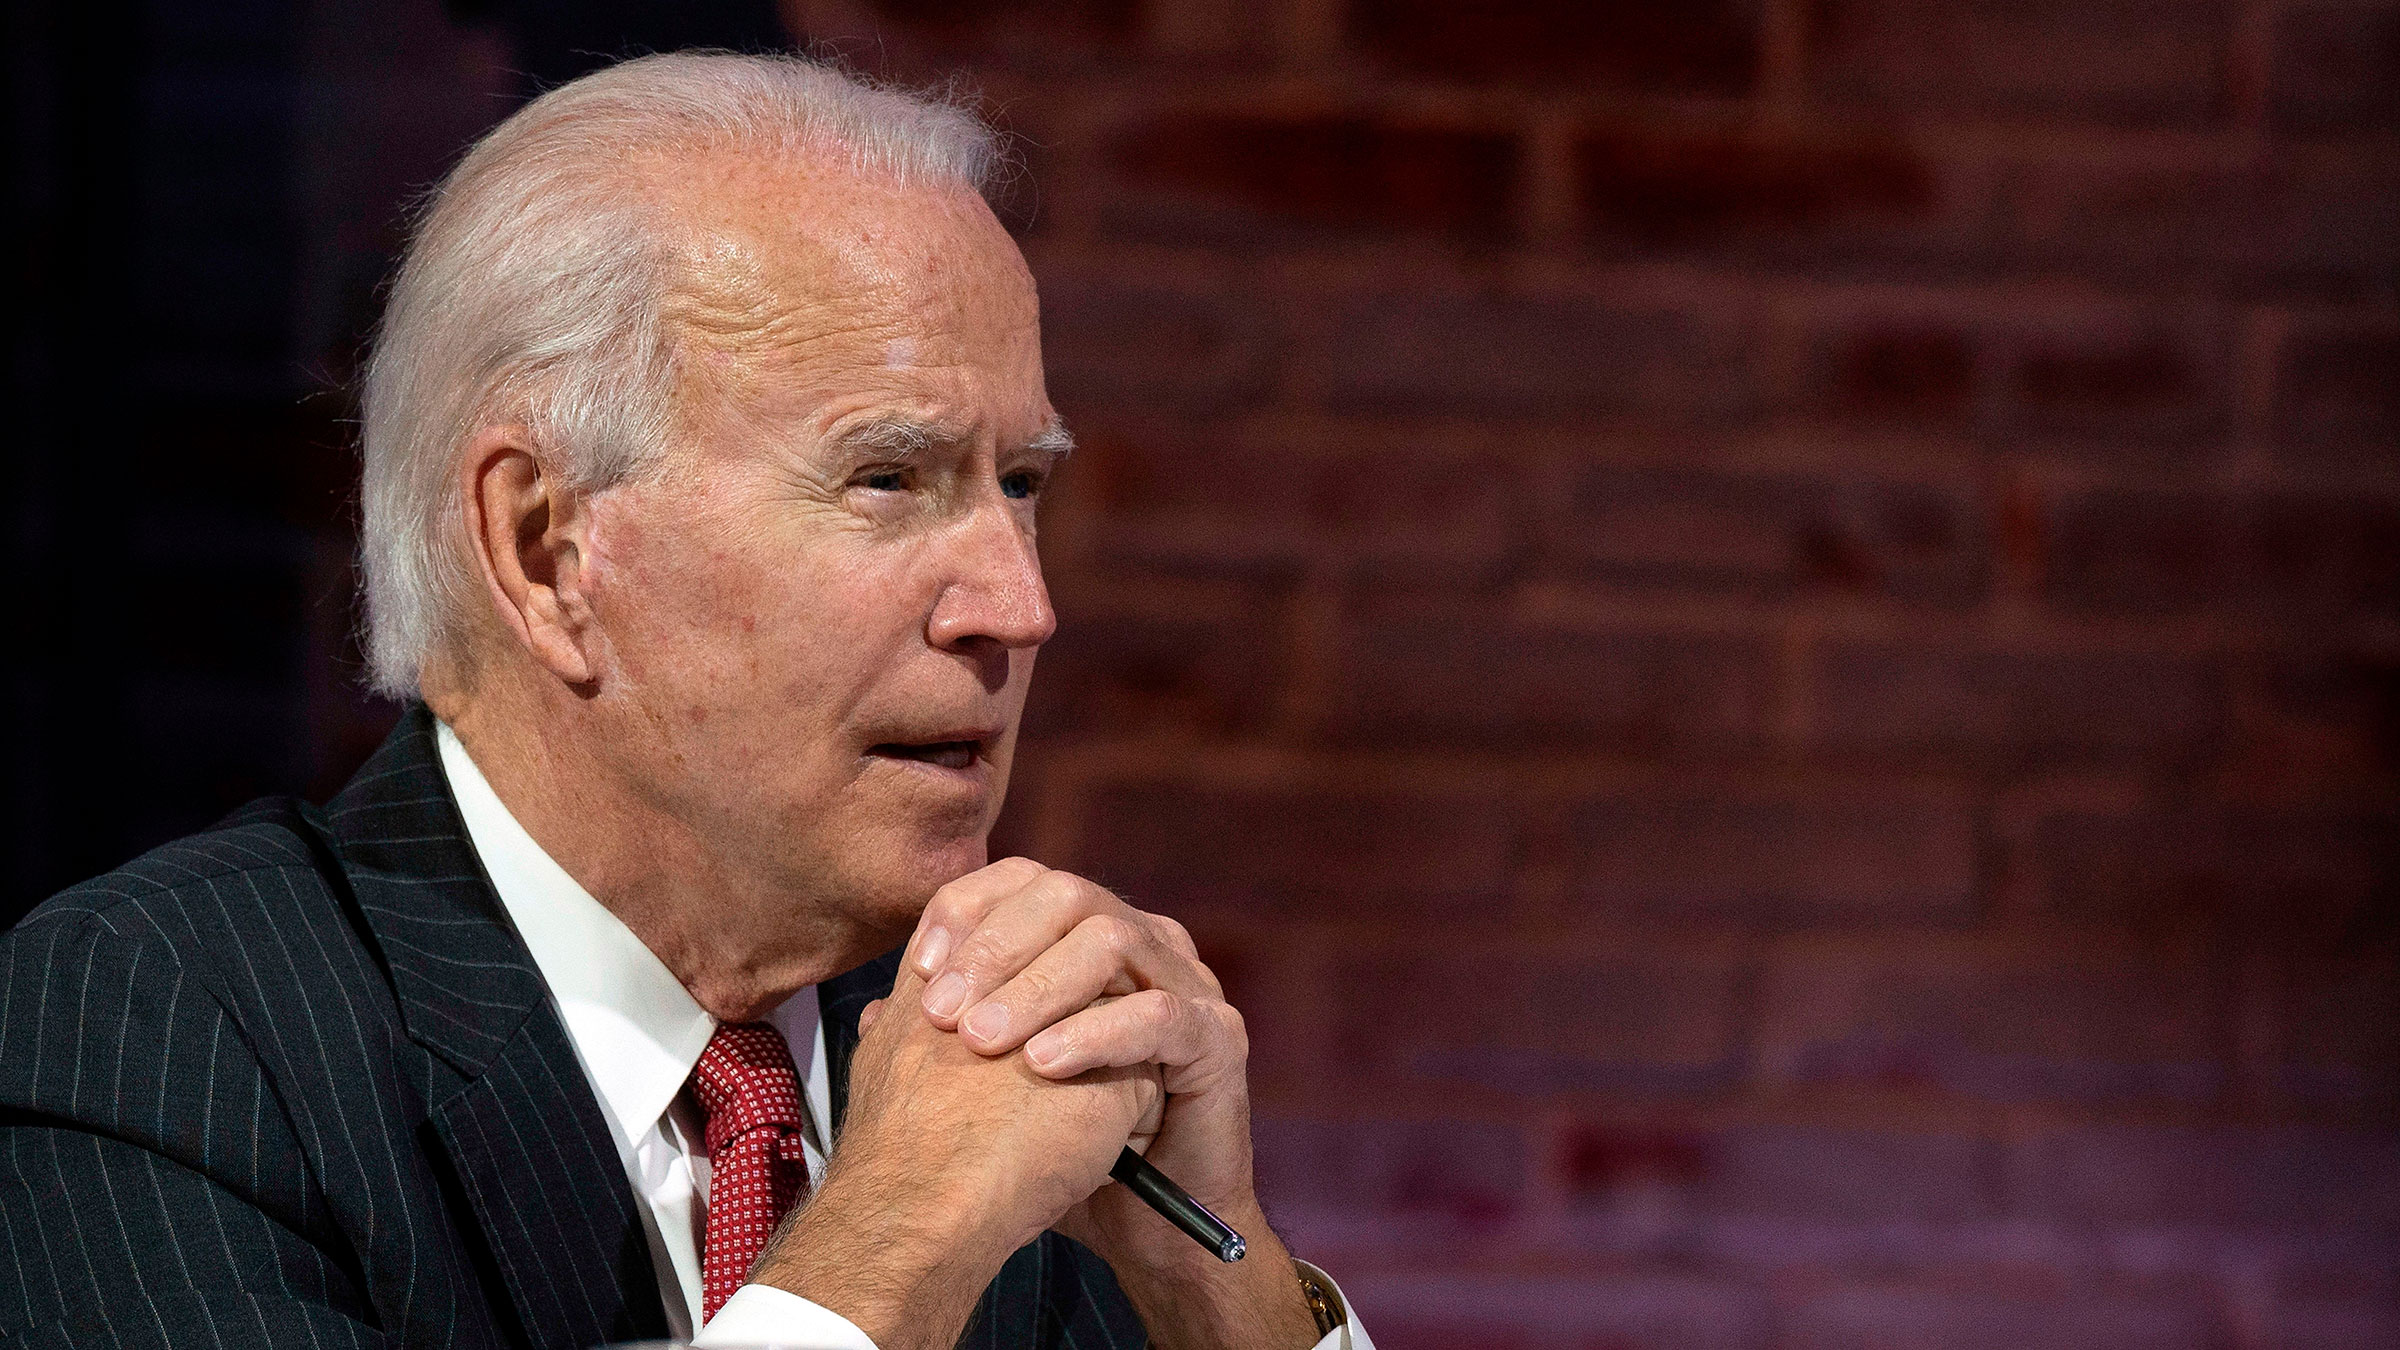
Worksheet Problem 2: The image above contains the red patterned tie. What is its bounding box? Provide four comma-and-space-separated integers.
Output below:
691, 1022, 812, 1324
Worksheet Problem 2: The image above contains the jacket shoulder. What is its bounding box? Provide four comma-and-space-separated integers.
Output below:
6, 796, 340, 955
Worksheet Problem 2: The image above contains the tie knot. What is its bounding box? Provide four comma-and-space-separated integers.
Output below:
691, 1022, 805, 1159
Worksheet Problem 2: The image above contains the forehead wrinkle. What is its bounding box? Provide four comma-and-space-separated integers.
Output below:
663, 234, 898, 360
637, 150, 1044, 447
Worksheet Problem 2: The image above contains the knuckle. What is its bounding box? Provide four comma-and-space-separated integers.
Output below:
1006, 963, 1060, 1009
925, 881, 988, 930
951, 933, 1012, 983
1057, 869, 1119, 914
1213, 1000, 1247, 1052
1192, 957, 1225, 999
1027, 870, 1089, 918
920, 886, 968, 929
1077, 912, 1139, 958
1154, 914, 1198, 957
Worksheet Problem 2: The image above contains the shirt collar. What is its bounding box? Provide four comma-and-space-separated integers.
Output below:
435, 719, 719, 1160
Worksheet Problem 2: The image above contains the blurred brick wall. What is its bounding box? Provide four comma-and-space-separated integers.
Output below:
791, 1, 2400, 1346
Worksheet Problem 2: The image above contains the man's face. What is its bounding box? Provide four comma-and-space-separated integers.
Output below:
571, 154, 1058, 948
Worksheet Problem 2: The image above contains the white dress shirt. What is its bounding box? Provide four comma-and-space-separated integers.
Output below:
436, 722, 1369, 1349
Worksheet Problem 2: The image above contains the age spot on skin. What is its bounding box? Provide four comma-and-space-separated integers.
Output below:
740, 615, 755, 632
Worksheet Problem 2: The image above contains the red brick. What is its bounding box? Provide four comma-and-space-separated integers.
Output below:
2041, 490, 2227, 614
1073, 425, 1517, 579
1339, 1271, 1769, 1350
1555, 464, 1988, 605
2002, 328, 2228, 445
1759, 938, 2225, 1102
1036, 273, 1276, 415
2042, 489, 2400, 618
2244, 159, 2400, 296
1703, 1125, 1999, 1221
2278, 952, 2400, 1107
1991, 159, 2253, 279
1337, 948, 1748, 1097
1020, 591, 1286, 739
2271, 3, 2400, 134
1983, 158, 2394, 296
1349, 0, 1764, 96
1570, 790, 1981, 926
865, 0, 1138, 54
1326, 608, 1774, 755
2013, 1125, 2400, 1226
2026, 809, 2396, 939
1250, 1115, 1529, 1221
1782, 1285, 2217, 1350
1067, 782, 1519, 919
1317, 290, 1759, 423
2266, 1298, 2400, 1350
1810, 640, 2229, 765
1557, 1121, 1713, 1193
1106, 113, 1518, 237
1557, 1120, 2004, 1223
1817, 323, 1980, 425
2274, 318, 2399, 457
1807, 0, 2233, 127
1575, 124, 1934, 247
2245, 496, 2400, 621
2253, 653, 2400, 782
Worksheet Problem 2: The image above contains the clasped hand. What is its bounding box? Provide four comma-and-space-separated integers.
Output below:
755, 859, 1317, 1350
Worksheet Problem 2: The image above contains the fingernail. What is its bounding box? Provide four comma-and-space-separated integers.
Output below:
1025, 1030, 1062, 1068
924, 972, 968, 1020
913, 926, 952, 974
963, 1002, 1009, 1042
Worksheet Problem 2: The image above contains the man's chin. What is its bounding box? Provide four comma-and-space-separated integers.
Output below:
853, 832, 992, 929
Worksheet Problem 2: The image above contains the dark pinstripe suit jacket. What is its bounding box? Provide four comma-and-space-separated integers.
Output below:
0, 707, 1147, 1350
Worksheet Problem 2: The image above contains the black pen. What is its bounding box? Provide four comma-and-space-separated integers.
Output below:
1111, 1148, 1245, 1262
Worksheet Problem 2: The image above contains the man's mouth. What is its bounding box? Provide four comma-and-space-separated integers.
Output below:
867, 738, 988, 771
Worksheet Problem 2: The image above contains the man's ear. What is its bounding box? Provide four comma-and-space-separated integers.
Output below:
461, 425, 600, 688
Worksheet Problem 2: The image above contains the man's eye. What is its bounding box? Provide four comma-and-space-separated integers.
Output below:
861, 470, 907, 491
1000, 471, 1043, 500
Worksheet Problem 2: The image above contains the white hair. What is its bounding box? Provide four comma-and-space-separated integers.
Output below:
358, 51, 1001, 699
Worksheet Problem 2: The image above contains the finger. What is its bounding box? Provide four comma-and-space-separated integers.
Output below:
908, 855, 1049, 977
920, 867, 1114, 1025
1022, 989, 1246, 1094
858, 997, 885, 1033
956, 911, 1209, 1054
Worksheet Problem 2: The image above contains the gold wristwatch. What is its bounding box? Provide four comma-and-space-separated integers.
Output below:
1297, 1265, 1339, 1337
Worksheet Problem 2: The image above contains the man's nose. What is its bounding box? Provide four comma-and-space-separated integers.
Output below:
926, 499, 1056, 656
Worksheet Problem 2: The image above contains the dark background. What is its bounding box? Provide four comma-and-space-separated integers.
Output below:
7, 1, 2396, 1345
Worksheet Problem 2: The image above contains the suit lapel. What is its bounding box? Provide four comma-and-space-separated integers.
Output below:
818, 948, 902, 1138
321, 706, 668, 1349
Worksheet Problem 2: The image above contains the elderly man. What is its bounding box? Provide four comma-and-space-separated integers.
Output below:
0, 53, 1370, 1350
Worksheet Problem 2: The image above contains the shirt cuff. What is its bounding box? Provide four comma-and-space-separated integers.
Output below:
691, 1283, 880, 1349
1296, 1259, 1376, 1350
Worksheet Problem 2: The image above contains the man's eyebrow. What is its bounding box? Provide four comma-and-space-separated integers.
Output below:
831, 416, 1072, 461
836, 416, 947, 456
1025, 421, 1075, 461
